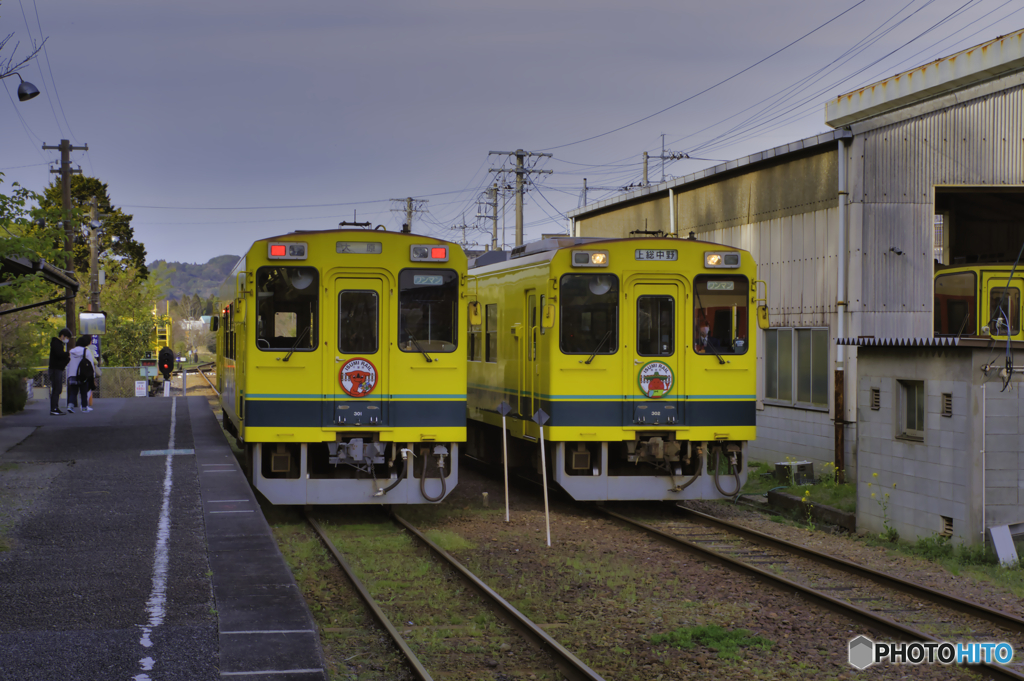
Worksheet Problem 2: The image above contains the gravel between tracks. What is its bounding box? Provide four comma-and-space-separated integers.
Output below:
420, 468, 1011, 680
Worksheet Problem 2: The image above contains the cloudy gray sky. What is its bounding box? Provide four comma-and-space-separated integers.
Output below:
2, 0, 1023, 266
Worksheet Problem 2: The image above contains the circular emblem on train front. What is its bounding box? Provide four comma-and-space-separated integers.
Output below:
638, 361, 674, 399
339, 358, 378, 397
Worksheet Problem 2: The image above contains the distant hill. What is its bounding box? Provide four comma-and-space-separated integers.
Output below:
148, 254, 240, 301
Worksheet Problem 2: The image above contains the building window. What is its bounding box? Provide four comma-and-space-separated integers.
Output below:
763, 328, 828, 408
870, 388, 880, 411
899, 380, 925, 440
485, 304, 498, 363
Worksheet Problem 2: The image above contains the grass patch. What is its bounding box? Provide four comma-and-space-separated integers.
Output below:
742, 461, 856, 513
651, 624, 774, 660
424, 528, 476, 552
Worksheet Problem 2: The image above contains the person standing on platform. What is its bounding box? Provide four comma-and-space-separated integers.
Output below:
48, 328, 71, 415
67, 336, 99, 413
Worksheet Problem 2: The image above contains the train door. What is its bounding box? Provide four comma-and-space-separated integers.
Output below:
520, 290, 539, 426
326, 278, 386, 426
630, 282, 681, 426
983, 272, 1024, 340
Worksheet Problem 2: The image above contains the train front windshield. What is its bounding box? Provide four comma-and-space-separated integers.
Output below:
560, 274, 619, 355
934, 272, 976, 335
693, 275, 749, 355
398, 269, 459, 353
255, 266, 319, 352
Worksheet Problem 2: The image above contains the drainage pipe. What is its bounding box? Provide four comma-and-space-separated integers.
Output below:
834, 136, 850, 483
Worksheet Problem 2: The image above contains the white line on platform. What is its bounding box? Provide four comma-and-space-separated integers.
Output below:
221, 630, 316, 635
140, 449, 195, 457
221, 670, 323, 677
133, 397, 178, 681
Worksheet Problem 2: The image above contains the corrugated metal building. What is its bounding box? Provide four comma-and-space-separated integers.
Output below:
568, 29, 1024, 477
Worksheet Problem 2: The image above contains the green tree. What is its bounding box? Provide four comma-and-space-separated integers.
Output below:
38, 176, 148, 277
99, 262, 166, 366
0, 178, 70, 369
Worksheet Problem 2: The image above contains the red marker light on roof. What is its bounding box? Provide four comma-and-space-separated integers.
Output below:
431, 247, 447, 259
270, 244, 287, 257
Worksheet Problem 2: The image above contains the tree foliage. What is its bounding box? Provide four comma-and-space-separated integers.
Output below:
38, 175, 148, 277
97, 261, 166, 366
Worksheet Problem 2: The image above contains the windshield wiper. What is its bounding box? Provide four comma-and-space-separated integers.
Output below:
407, 332, 433, 363
584, 330, 613, 365
281, 326, 310, 362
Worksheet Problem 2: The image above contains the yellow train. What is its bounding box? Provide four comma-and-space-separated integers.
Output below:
215, 229, 466, 504
934, 263, 1023, 339
465, 236, 764, 501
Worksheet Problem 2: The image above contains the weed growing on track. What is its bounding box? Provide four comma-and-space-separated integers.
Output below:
651, 624, 773, 659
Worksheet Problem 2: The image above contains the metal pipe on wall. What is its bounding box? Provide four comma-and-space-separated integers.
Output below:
834, 137, 850, 482
669, 188, 675, 235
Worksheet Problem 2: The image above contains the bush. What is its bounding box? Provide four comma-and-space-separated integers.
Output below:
2, 370, 28, 414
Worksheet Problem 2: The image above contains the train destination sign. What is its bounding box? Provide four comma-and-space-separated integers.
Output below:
635, 249, 677, 261
336, 241, 382, 254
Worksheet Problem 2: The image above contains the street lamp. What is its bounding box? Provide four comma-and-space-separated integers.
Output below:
1, 72, 40, 102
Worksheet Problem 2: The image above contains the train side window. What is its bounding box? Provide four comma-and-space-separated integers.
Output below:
338, 291, 378, 354
398, 269, 459, 353
485, 304, 498, 363
989, 287, 1020, 336
637, 295, 673, 356
559, 274, 619, 355
934, 272, 976, 335
468, 303, 482, 361
255, 266, 319, 352
693, 274, 748, 355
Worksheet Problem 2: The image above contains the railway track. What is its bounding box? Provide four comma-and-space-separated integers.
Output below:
599, 503, 1024, 680
305, 510, 605, 681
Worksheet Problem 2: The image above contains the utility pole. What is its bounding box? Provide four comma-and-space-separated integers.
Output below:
488, 150, 552, 247
391, 197, 428, 234
652, 136, 690, 183
476, 183, 500, 251
451, 214, 470, 247
43, 139, 88, 335
643, 152, 649, 186
88, 197, 100, 313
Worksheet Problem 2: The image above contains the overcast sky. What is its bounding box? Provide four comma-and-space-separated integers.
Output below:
2, 0, 1023, 268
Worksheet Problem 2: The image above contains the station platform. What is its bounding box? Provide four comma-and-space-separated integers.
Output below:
0, 392, 326, 681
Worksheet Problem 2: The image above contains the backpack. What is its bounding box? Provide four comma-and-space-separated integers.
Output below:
77, 354, 96, 391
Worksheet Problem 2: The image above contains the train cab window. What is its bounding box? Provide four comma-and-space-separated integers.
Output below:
255, 266, 319, 352
934, 272, 976, 335
989, 287, 1020, 336
398, 269, 458, 353
338, 291, 378, 354
560, 274, 618, 355
468, 302, 482, 361
637, 295, 674, 356
693, 274, 748, 355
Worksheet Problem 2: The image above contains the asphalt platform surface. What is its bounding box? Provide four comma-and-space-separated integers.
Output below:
0, 391, 326, 681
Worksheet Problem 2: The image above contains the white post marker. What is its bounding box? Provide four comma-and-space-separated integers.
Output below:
533, 409, 551, 547
163, 380, 171, 397
497, 401, 513, 522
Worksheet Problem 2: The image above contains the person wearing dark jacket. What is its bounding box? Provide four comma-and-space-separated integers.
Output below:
48, 328, 72, 415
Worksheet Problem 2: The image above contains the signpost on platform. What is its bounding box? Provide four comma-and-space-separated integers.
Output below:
533, 408, 551, 547
497, 401, 513, 522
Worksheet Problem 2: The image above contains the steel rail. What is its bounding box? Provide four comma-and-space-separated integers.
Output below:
391, 512, 607, 681
598, 507, 1024, 681
305, 514, 433, 681
675, 504, 1024, 634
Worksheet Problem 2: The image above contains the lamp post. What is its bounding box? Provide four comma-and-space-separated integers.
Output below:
1, 72, 40, 102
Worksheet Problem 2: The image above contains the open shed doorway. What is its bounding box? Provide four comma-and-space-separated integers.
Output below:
935, 187, 1024, 265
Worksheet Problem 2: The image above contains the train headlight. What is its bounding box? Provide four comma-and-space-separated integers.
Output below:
410, 244, 449, 262
268, 242, 308, 260
571, 250, 610, 267
705, 251, 740, 269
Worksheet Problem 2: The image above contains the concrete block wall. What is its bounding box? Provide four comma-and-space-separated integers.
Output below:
857, 374, 973, 544
983, 386, 1024, 529
751, 405, 855, 480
